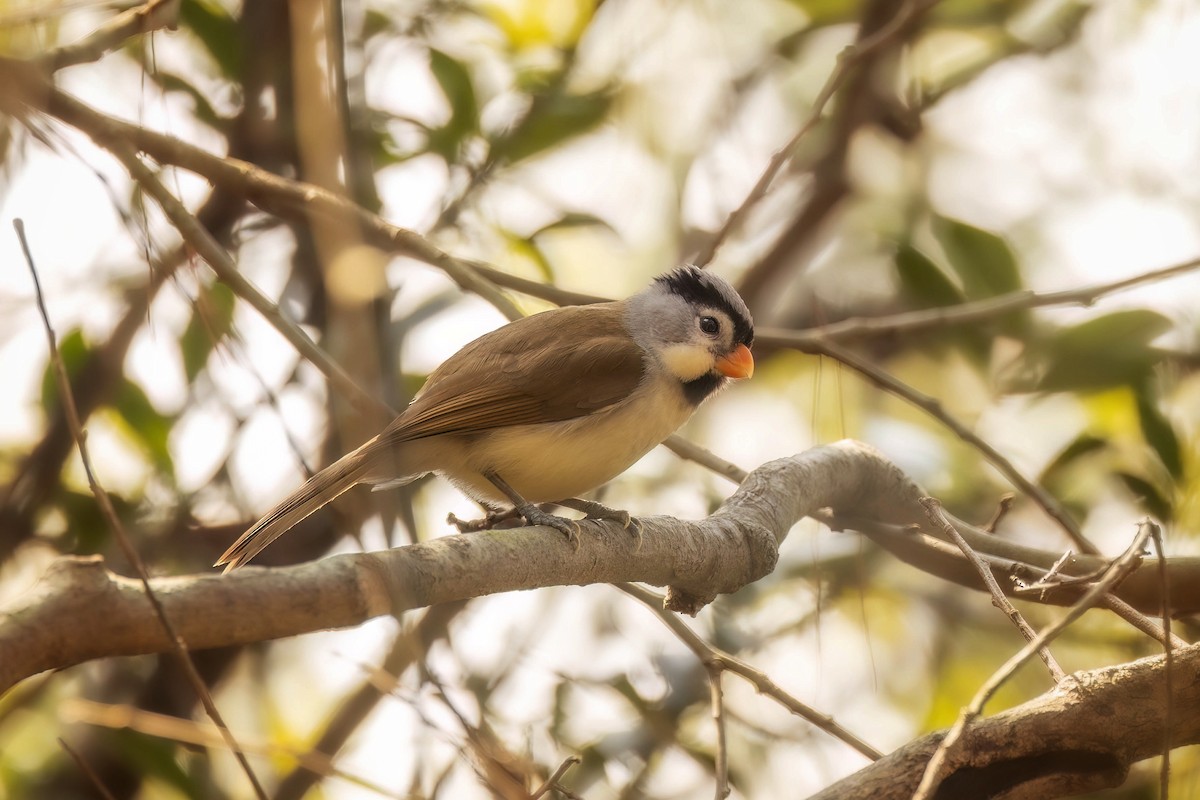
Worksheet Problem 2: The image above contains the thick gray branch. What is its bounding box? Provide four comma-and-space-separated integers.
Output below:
0, 441, 914, 693
2, 439, 1194, 697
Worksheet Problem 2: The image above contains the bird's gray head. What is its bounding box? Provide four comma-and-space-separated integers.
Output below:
625, 266, 755, 395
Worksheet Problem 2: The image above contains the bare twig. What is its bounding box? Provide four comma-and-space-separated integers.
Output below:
37, 0, 179, 71
58, 738, 118, 800
530, 756, 582, 800
14, 219, 267, 800
771, 335, 1097, 554
781, 254, 1200, 343
617, 583, 883, 761
62, 700, 397, 797
921, 497, 1065, 682
708, 664, 730, 799
982, 493, 1014, 533
105, 142, 393, 421
1153, 524, 1173, 799
693, 0, 939, 267
0, 59, 522, 322
663, 435, 749, 484
912, 520, 1159, 800
1097, 595, 1186, 651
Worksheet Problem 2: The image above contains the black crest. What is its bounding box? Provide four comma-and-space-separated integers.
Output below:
656, 266, 754, 347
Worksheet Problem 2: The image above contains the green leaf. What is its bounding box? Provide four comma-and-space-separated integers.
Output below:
156, 71, 224, 130
1039, 434, 1107, 484
363, 9, 395, 39
1030, 310, 1171, 393
180, 282, 235, 381
895, 243, 965, 309
532, 212, 616, 235
113, 729, 202, 800
491, 88, 613, 164
59, 489, 115, 553
1116, 471, 1173, 523
893, 243, 994, 361
426, 49, 479, 161
932, 215, 1024, 300
180, 0, 241, 78
113, 379, 175, 476
40, 328, 90, 412
1135, 385, 1183, 480
499, 229, 555, 281
785, 0, 859, 26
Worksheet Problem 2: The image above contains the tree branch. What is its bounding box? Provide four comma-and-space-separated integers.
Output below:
0, 440, 918, 693
7, 439, 1195, 700
810, 643, 1200, 800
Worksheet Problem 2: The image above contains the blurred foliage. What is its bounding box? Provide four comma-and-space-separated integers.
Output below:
1, 0, 1198, 798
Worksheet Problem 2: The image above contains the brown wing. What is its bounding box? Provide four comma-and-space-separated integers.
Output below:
381, 302, 646, 443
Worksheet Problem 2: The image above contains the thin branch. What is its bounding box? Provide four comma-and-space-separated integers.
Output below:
770, 335, 1097, 554
37, 0, 179, 71
662, 435, 750, 485
617, 583, 883, 761
0, 57, 523, 321
530, 756, 581, 800
693, 0, 939, 267
13, 219, 267, 800
827, 511, 1188, 648
58, 738, 118, 800
708, 664, 730, 800
982, 493, 1015, 533
782, 254, 1200, 343
912, 520, 1158, 800
63, 699, 398, 797
922, 497, 1065, 682
1153, 524, 1173, 799
273, 601, 466, 800
106, 142, 393, 421
1097, 595, 1187, 651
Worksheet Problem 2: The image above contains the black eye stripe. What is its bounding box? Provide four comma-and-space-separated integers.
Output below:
656, 266, 754, 347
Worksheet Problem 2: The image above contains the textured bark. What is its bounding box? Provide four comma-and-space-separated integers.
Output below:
810, 646, 1198, 800
1, 439, 1193, 693
1, 440, 913, 691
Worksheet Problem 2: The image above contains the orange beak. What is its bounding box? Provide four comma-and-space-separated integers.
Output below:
715, 343, 754, 379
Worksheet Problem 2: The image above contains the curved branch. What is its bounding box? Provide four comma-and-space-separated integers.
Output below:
0, 441, 916, 694
5, 440, 1195, 699
809, 643, 1200, 800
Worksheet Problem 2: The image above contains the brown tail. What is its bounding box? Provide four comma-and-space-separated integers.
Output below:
215, 450, 371, 572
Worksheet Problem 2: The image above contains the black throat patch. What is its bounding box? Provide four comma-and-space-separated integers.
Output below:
680, 372, 726, 406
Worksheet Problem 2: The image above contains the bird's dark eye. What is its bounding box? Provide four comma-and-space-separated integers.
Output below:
698, 316, 720, 336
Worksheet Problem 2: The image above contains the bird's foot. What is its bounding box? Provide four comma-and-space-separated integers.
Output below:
447, 507, 522, 533
555, 498, 642, 548
448, 505, 581, 547
479, 471, 581, 548
515, 504, 581, 549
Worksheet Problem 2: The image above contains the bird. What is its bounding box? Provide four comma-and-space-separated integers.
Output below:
215, 266, 754, 571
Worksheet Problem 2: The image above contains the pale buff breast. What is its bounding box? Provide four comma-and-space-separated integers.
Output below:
438, 375, 695, 505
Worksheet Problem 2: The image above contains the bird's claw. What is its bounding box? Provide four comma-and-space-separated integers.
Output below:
517, 504, 581, 549
447, 507, 521, 533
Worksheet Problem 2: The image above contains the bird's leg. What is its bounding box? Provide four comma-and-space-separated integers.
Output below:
484, 471, 581, 548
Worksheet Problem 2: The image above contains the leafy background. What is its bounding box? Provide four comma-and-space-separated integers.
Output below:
1, 0, 1199, 797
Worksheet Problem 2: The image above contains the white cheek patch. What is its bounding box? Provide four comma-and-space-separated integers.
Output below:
659, 343, 714, 381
